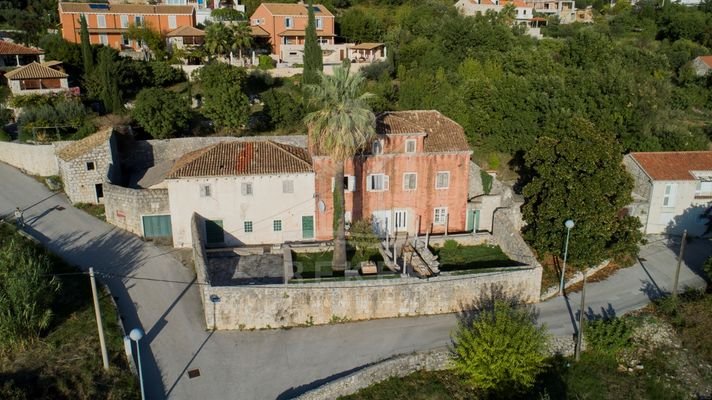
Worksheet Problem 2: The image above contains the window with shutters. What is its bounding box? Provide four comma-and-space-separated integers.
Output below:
435, 171, 450, 189
405, 139, 416, 153
331, 176, 356, 192
199, 184, 211, 197
120, 15, 129, 28
97, 15, 106, 28
283, 180, 294, 193
168, 15, 177, 29
403, 173, 417, 191
662, 183, 676, 207
372, 140, 383, 155
434, 207, 448, 225
285, 17, 293, 28
241, 182, 253, 196
367, 174, 389, 192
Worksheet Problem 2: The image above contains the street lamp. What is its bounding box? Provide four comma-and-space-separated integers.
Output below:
210, 294, 221, 331
129, 328, 146, 400
559, 219, 575, 296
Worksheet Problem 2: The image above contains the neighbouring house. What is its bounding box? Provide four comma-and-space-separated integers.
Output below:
692, 56, 712, 77
58, 128, 116, 204
312, 111, 473, 240
455, 0, 535, 25
526, 0, 577, 23
249, 2, 336, 62
348, 43, 387, 64
0, 40, 45, 69
58, 2, 196, 52
4, 62, 69, 95
166, 25, 205, 50
624, 151, 712, 236
159, 0, 246, 24
165, 141, 316, 248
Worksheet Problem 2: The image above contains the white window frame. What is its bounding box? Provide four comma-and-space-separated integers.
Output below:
405, 139, 416, 154
285, 17, 293, 28
241, 182, 253, 196
120, 15, 129, 28
122, 34, 131, 47
317, 38, 329, 45
283, 180, 294, 194
367, 174, 389, 192
372, 140, 383, 155
435, 171, 450, 189
168, 15, 177, 29
135, 16, 144, 26
99, 34, 109, 46
97, 15, 106, 28
273, 220, 282, 232
316, 17, 323, 30
434, 207, 448, 225
696, 180, 712, 197
403, 172, 417, 191
662, 183, 676, 207
331, 176, 356, 192
244, 221, 253, 233
199, 184, 212, 198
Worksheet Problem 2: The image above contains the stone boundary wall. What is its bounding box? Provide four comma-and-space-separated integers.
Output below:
295, 348, 451, 400
120, 135, 307, 170
427, 232, 493, 247
0, 141, 61, 176
191, 213, 210, 327
493, 207, 539, 267
104, 182, 170, 236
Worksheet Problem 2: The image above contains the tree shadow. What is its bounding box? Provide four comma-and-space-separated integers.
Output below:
276, 362, 375, 400
456, 283, 531, 327
664, 205, 712, 283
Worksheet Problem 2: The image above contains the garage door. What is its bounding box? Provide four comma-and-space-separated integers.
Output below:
142, 215, 172, 238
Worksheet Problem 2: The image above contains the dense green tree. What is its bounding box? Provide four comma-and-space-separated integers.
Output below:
201, 85, 250, 130
79, 15, 93, 75
193, 62, 247, 92
126, 23, 167, 60
302, 0, 323, 85
132, 88, 191, 139
88, 48, 124, 114
304, 61, 375, 271
339, 8, 385, 43
230, 22, 254, 65
211, 8, 245, 22
452, 299, 548, 394
522, 117, 642, 267
262, 86, 306, 131
205, 23, 233, 61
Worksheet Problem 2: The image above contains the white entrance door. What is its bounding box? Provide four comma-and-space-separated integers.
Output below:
394, 209, 408, 232
371, 210, 390, 237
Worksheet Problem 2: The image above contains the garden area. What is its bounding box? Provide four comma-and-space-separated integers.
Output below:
291, 248, 387, 281
431, 240, 521, 273
0, 223, 138, 399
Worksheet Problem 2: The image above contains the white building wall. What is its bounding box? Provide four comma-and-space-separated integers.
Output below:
167, 172, 316, 247
645, 180, 709, 236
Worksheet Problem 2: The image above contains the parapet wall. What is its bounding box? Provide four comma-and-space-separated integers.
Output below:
0, 141, 66, 176
104, 182, 170, 236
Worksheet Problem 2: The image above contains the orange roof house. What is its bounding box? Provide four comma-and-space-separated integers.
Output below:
692, 55, 712, 77
0, 40, 44, 68
58, 2, 196, 52
4, 62, 69, 95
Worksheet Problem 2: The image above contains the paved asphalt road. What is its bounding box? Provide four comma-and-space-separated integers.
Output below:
0, 161, 709, 400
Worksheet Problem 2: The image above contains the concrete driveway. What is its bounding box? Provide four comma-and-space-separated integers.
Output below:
0, 161, 709, 399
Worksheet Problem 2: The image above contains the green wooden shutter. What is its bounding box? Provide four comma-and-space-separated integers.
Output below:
205, 220, 224, 245
142, 215, 172, 238
302, 216, 314, 239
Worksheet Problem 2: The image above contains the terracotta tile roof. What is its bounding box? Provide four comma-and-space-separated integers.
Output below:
259, 3, 334, 17
166, 26, 205, 37
376, 111, 470, 153
250, 25, 270, 37
697, 55, 712, 68
4, 62, 68, 80
59, 3, 195, 15
351, 42, 384, 50
58, 128, 113, 162
629, 151, 712, 181
0, 40, 43, 55
167, 141, 313, 179
278, 29, 335, 37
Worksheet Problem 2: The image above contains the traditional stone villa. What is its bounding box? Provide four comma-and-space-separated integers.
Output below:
624, 151, 712, 236
4, 62, 70, 95
165, 141, 316, 248
58, 128, 116, 204
312, 111, 472, 240
0, 40, 44, 68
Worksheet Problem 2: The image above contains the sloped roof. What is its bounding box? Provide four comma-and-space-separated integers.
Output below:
4, 62, 68, 80
166, 25, 205, 37
59, 3, 195, 15
696, 55, 712, 68
278, 29, 335, 37
259, 3, 334, 17
352, 42, 384, 50
167, 141, 313, 179
0, 40, 43, 56
376, 111, 470, 153
58, 128, 113, 162
250, 25, 270, 37
629, 151, 712, 181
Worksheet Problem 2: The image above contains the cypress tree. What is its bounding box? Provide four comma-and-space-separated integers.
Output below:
302, 0, 323, 85
79, 15, 93, 75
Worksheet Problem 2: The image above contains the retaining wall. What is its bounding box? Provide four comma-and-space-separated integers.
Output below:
0, 141, 62, 176
493, 207, 539, 267
104, 182, 170, 236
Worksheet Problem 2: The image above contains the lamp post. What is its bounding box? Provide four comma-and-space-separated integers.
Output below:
559, 219, 575, 296
129, 328, 146, 400
210, 294, 221, 331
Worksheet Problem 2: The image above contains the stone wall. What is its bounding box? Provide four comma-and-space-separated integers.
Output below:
191, 213, 210, 318
59, 136, 115, 204
104, 182, 170, 236
295, 348, 451, 400
0, 141, 60, 176
492, 207, 539, 267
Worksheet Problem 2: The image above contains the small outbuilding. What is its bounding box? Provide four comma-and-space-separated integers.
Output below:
4, 62, 69, 95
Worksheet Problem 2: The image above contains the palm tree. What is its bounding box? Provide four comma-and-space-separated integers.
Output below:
304, 61, 376, 271
205, 23, 233, 62
230, 22, 253, 66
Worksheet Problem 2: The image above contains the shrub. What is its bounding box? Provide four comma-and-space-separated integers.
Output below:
585, 317, 633, 356
442, 239, 461, 251
452, 300, 548, 394
258, 54, 276, 70
348, 219, 379, 258
704, 256, 712, 282
261, 86, 305, 131
149, 61, 186, 86
480, 170, 493, 195
201, 85, 250, 130
0, 130, 10, 142
360, 60, 391, 81
132, 87, 191, 139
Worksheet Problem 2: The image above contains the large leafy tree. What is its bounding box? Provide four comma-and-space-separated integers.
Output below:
302, 0, 323, 85
132, 87, 190, 139
304, 61, 376, 271
452, 299, 548, 394
202, 85, 250, 130
126, 23, 167, 61
522, 116, 642, 267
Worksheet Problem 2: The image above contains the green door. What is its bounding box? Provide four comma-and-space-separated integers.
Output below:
302, 216, 314, 239
205, 220, 224, 245
466, 210, 481, 232
142, 215, 172, 238
474, 210, 480, 231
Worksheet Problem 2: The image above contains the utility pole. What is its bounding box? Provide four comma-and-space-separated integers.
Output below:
575, 269, 587, 362
672, 229, 687, 301
90, 267, 110, 371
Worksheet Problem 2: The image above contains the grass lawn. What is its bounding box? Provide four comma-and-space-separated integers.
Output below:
292, 248, 384, 280
432, 243, 520, 272
0, 223, 139, 399
75, 203, 106, 221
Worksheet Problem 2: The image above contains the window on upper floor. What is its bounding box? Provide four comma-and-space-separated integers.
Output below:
695, 180, 712, 198
97, 15, 106, 28
99, 34, 109, 46
120, 15, 129, 28
86, 162, 95, 171
273, 220, 282, 232
135, 16, 144, 26
317, 37, 329, 45
433, 207, 448, 225
331, 176, 356, 192
316, 17, 323, 29
662, 183, 676, 207
241, 182, 253, 196
367, 174, 389, 192
372, 140, 383, 155
200, 184, 212, 197
435, 171, 450, 189
285, 17, 293, 28
244, 220, 253, 233
168, 15, 177, 29
405, 139, 416, 154
283, 180, 294, 194
403, 173, 417, 191
122, 34, 131, 47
